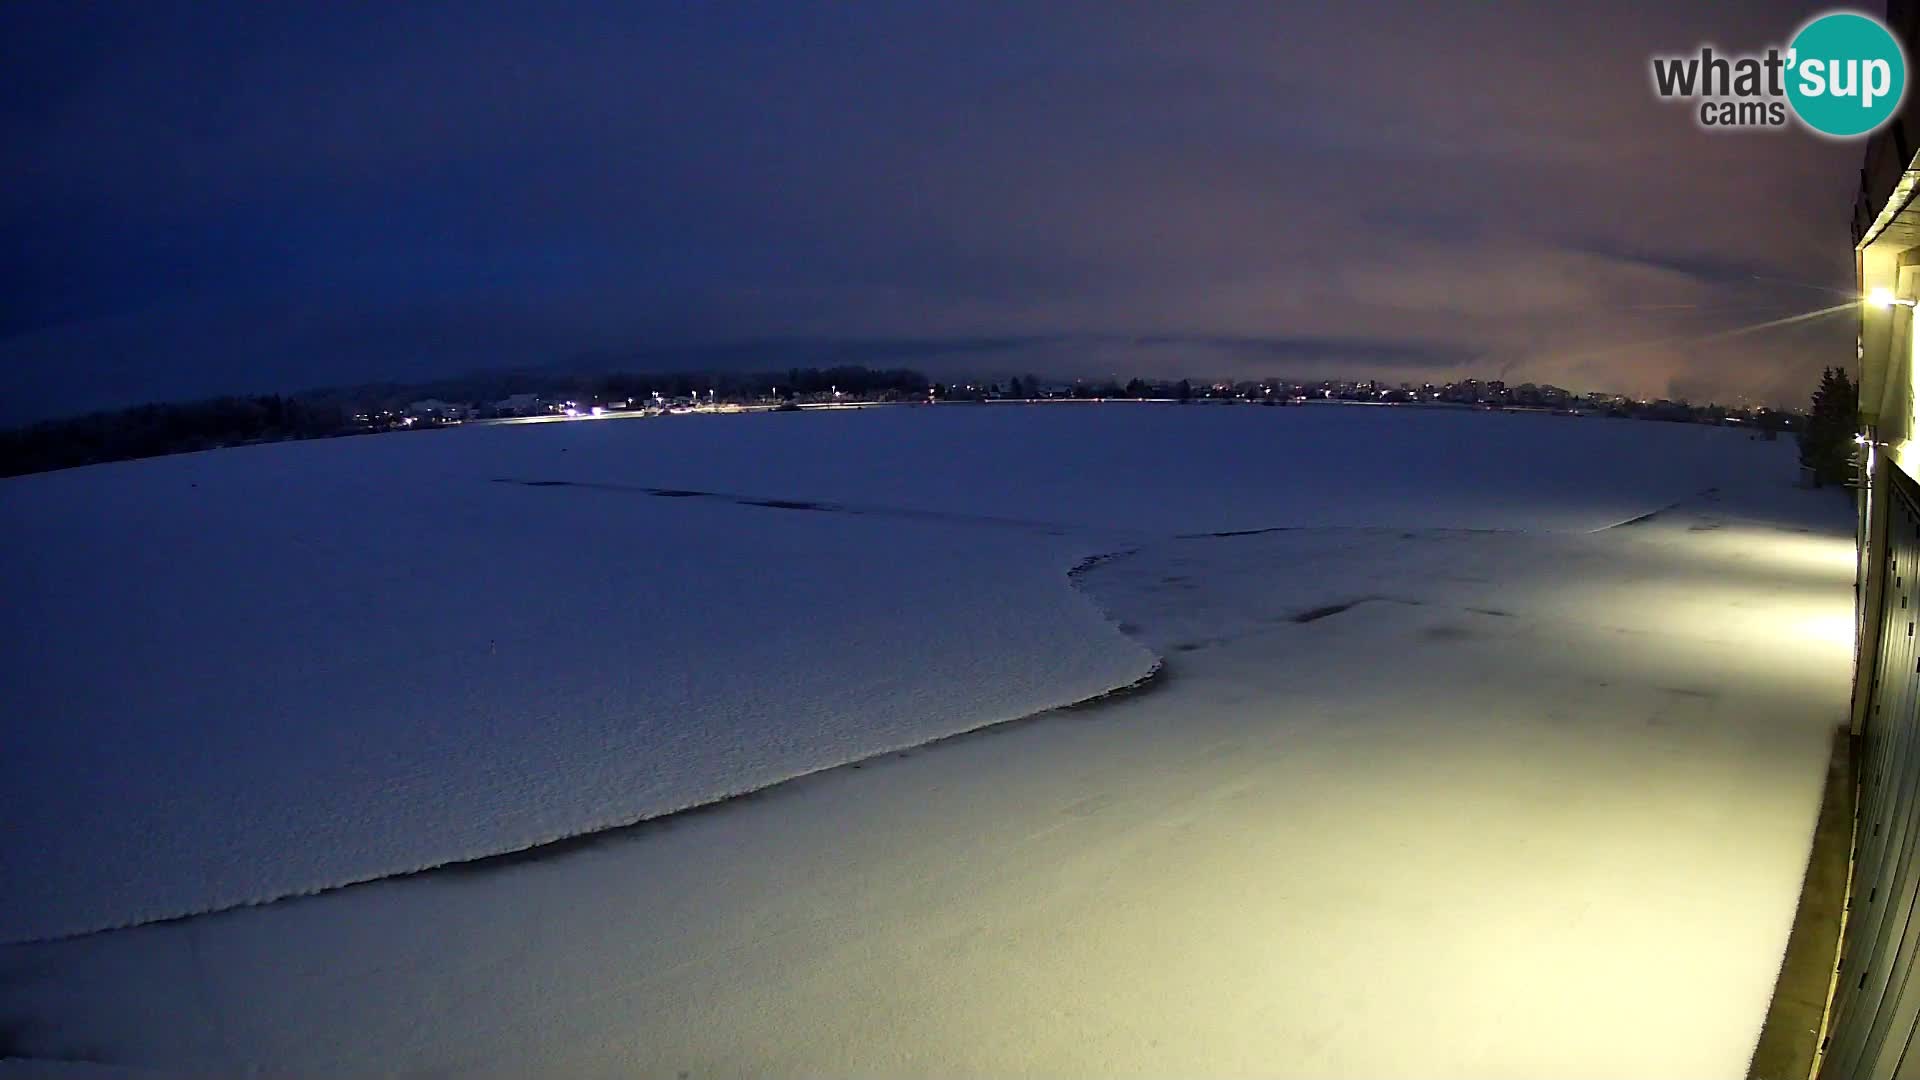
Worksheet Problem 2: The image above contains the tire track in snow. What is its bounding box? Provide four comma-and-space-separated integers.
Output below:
17, 541, 1169, 945
492, 477, 1115, 539
28, 486, 1597, 944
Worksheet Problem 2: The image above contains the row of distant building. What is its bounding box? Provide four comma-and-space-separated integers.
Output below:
361, 391, 723, 427
984, 377, 1792, 427
361, 379, 1796, 431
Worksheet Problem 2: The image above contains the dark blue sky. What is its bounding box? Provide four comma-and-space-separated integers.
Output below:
1, 2, 1861, 420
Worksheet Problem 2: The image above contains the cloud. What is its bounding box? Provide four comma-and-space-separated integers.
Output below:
0, 1, 1862, 419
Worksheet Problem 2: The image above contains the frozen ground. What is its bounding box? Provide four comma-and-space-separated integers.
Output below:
0, 405, 1764, 943
0, 405, 1858, 1075
2, 413, 1161, 943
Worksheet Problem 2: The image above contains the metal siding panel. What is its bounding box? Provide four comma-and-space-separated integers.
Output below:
1858, 608, 1920, 1079
1828, 469, 1920, 1080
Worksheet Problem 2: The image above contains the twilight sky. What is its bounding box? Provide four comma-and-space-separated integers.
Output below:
0, 1, 1865, 421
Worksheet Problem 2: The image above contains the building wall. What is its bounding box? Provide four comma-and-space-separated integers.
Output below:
1855, 0, 1920, 469
1891, 295, 1917, 471
1820, 468, 1920, 1079
1826, 6, 1920, 1075
1852, 0, 1920, 731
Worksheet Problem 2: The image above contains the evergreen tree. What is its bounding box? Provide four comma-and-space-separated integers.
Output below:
1798, 366, 1860, 487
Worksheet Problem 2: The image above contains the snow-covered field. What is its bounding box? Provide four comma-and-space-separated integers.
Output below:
0, 404, 1857, 1076
2, 411, 1163, 943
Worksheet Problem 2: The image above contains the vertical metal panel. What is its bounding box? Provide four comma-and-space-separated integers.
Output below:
1826, 466, 1920, 1080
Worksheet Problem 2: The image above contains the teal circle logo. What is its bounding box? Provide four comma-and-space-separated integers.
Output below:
1787, 12, 1906, 137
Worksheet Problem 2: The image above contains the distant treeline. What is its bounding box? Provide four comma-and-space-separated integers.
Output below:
0, 366, 932, 478
0, 362, 1814, 479
593, 366, 929, 402
295, 364, 934, 413
0, 395, 354, 478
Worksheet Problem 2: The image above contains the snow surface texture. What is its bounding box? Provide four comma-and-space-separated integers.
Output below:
2, 433, 1153, 943
2, 405, 1767, 943
0, 418, 1854, 1078
0, 406, 1855, 1076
